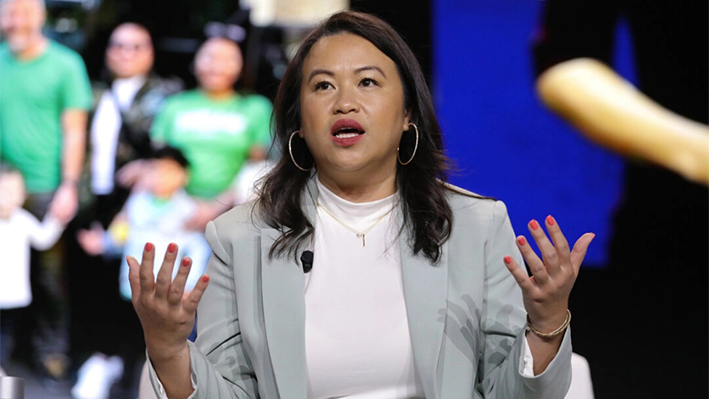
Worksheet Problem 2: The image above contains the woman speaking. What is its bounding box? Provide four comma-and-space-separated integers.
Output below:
127, 11, 594, 399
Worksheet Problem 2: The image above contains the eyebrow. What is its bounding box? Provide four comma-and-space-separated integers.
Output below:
307, 65, 387, 83
307, 69, 334, 83
355, 65, 386, 77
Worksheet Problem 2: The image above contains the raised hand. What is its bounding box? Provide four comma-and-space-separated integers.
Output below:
503, 215, 594, 333
76, 223, 106, 256
127, 242, 210, 362
48, 182, 78, 224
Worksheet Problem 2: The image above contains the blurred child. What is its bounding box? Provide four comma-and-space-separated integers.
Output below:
72, 147, 210, 399
0, 164, 64, 365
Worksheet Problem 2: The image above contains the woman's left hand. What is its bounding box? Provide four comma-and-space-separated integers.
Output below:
503, 215, 595, 333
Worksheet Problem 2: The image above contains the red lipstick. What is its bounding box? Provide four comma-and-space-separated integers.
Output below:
330, 119, 365, 147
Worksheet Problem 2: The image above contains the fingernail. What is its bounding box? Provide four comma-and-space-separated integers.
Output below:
503, 256, 513, 264
168, 243, 177, 253
546, 215, 555, 226
145, 243, 153, 252
201, 275, 210, 283
529, 220, 539, 231
182, 258, 191, 267
517, 236, 526, 246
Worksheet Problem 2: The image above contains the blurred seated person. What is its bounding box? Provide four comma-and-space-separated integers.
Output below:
89, 22, 182, 226
148, 36, 273, 231
73, 147, 209, 399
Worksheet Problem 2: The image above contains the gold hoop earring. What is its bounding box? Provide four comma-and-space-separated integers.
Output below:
289, 130, 313, 172
397, 123, 419, 166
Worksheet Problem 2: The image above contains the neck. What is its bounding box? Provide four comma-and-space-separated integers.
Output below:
114, 73, 148, 82
202, 87, 235, 100
316, 169, 397, 203
13, 35, 48, 61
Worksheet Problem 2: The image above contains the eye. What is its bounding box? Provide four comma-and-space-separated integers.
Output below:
360, 77, 379, 87
314, 81, 333, 91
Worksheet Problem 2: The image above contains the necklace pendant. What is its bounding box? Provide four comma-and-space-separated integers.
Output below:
356, 233, 365, 247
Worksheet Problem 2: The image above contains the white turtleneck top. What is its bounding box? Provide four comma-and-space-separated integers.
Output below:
150, 177, 540, 399
304, 178, 425, 399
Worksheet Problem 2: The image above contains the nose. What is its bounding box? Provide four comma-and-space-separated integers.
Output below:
333, 86, 359, 114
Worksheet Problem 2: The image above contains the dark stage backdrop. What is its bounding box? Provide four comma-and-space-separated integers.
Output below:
432, 0, 639, 266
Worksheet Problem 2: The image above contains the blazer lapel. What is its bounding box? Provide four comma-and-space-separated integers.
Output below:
261, 228, 307, 399
260, 177, 318, 399
401, 233, 448, 399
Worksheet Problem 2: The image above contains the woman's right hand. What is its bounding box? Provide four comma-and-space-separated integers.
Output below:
126, 242, 210, 362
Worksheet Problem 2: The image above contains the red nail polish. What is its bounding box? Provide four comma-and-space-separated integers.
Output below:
182, 258, 191, 267
145, 243, 153, 252
529, 220, 539, 231
517, 236, 526, 246
546, 215, 555, 226
504, 256, 513, 264
168, 243, 177, 253
202, 275, 210, 283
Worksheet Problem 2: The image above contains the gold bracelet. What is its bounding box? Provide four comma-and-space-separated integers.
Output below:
526, 309, 571, 339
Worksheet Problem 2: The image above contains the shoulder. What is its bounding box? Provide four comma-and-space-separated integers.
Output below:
46, 41, 85, 68
0, 43, 10, 60
239, 93, 273, 111
9, 209, 39, 230
209, 201, 262, 240
444, 182, 509, 226
157, 90, 196, 113
163, 89, 198, 104
144, 75, 183, 96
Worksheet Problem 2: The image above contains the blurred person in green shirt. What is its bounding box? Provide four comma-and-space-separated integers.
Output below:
149, 36, 272, 230
0, 0, 92, 380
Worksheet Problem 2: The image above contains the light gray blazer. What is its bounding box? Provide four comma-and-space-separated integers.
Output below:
149, 179, 572, 399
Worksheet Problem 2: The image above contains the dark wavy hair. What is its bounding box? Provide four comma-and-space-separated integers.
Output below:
257, 11, 453, 263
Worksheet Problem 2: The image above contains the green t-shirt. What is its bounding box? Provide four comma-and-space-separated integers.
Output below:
151, 90, 273, 199
0, 41, 92, 193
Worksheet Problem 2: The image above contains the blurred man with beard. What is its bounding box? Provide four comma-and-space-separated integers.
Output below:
0, 0, 92, 380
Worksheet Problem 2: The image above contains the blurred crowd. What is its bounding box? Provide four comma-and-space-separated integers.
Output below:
1, 0, 707, 398
0, 0, 275, 397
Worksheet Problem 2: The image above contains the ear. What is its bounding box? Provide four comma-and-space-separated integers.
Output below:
403, 109, 412, 131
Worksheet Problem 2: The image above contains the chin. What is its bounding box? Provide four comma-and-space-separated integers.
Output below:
7, 37, 30, 53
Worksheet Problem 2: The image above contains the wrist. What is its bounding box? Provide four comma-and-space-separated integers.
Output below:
61, 178, 80, 188
526, 309, 571, 339
146, 339, 189, 364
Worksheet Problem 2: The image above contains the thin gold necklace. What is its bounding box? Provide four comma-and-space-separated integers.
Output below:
317, 202, 394, 247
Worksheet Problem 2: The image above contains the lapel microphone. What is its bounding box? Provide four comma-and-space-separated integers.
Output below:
300, 250, 314, 273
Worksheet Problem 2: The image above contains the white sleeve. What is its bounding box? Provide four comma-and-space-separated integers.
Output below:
27, 213, 65, 250
520, 333, 536, 377
146, 352, 198, 399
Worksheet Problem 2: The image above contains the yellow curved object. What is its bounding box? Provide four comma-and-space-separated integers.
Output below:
536, 58, 709, 186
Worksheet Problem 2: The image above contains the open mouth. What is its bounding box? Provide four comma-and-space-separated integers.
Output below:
331, 119, 365, 138
333, 127, 364, 138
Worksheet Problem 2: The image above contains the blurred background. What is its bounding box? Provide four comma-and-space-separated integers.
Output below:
0, 0, 706, 398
